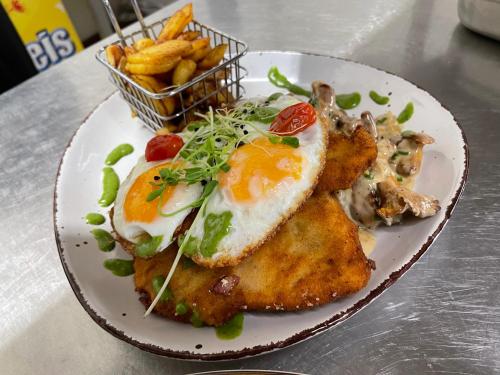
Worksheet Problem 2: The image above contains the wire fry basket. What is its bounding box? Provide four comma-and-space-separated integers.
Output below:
95, 0, 248, 133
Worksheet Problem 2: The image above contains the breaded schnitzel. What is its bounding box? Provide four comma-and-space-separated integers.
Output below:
133, 192, 371, 326
316, 127, 378, 192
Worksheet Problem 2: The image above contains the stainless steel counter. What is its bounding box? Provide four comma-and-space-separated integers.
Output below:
1, 0, 499, 373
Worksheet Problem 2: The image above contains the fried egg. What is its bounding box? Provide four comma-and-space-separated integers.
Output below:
113, 157, 203, 255
188, 95, 329, 267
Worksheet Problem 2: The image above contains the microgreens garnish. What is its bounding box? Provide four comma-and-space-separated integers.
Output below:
147, 104, 299, 217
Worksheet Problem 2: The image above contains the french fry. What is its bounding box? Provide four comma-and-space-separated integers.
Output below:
133, 38, 155, 51
132, 75, 176, 115
198, 44, 227, 69
177, 31, 200, 41
117, 56, 127, 71
157, 3, 193, 42
162, 97, 177, 115
190, 45, 211, 62
131, 76, 168, 116
123, 46, 136, 57
131, 75, 165, 92
172, 59, 197, 86
156, 127, 171, 135
190, 37, 210, 52
127, 40, 192, 64
105, 45, 123, 68
126, 56, 181, 75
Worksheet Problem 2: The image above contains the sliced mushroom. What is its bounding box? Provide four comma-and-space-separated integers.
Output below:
396, 132, 435, 176
402, 131, 435, 144
311, 81, 337, 115
351, 177, 379, 228
311, 81, 363, 136
360, 111, 377, 139
376, 178, 440, 225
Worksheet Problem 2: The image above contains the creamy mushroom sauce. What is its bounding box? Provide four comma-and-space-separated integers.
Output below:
335, 111, 424, 256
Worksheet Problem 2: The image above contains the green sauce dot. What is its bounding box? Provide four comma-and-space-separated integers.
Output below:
103, 259, 134, 276
105, 144, 134, 165
369, 90, 390, 105
215, 313, 244, 340
152, 275, 173, 302
98, 167, 120, 207
190, 310, 204, 327
91, 229, 115, 252
336, 92, 361, 109
176, 302, 188, 315
397, 102, 414, 124
85, 213, 105, 225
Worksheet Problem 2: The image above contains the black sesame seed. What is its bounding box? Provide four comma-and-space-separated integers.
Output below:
154, 176, 160, 181
201, 180, 207, 186
76, 244, 80, 247
83, 241, 88, 245
122, 313, 127, 316
195, 344, 202, 349
243, 130, 249, 135
215, 138, 221, 142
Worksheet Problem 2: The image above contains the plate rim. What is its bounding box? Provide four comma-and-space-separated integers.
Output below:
53, 50, 470, 361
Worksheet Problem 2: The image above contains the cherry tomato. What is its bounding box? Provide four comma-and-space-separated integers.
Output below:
145, 134, 184, 162
269, 102, 316, 135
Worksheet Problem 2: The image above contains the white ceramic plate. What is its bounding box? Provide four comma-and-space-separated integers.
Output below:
54, 51, 468, 360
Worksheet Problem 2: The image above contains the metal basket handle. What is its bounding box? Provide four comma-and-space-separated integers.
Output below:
100, 0, 150, 46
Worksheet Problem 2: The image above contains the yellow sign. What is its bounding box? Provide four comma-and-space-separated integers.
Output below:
1, 0, 83, 71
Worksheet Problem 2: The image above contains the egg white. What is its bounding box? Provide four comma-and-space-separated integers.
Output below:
113, 156, 203, 252
189, 95, 328, 267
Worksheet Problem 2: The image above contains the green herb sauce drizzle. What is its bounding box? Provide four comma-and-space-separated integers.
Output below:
267, 66, 312, 98
397, 102, 414, 123
85, 212, 105, 225
152, 275, 173, 302
200, 211, 233, 257
369, 90, 389, 105
215, 313, 244, 340
336, 92, 361, 109
105, 144, 134, 165
91, 229, 115, 252
98, 167, 120, 207
135, 235, 163, 258
103, 259, 134, 276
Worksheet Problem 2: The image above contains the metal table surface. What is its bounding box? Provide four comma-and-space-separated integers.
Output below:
1, 0, 499, 373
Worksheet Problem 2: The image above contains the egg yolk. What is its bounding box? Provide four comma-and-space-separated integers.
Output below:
219, 137, 302, 203
124, 163, 176, 223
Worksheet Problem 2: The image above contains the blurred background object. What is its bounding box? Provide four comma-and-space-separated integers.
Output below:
0, 0, 171, 94
458, 0, 500, 41
0, 4, 37, 93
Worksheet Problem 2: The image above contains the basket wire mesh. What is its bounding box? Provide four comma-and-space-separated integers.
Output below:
96, 0, 248, 132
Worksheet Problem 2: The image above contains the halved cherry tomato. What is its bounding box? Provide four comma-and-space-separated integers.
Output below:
145, 134, 184, 162
269, 102, 316, 135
